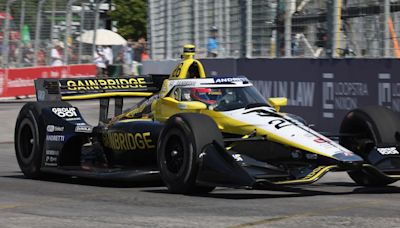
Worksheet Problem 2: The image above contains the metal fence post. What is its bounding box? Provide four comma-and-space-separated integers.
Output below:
50, 0, 56, 45
64, 0, 77, 65
284, 0, 293, 57
165, 0, 172, 59
17, 0, 26, 67
239, 0, 246, 58
78, 2, 85, 64
246, 0, 252, 58
193, 0, 199, 54
34, 0, 46, 66
203, 1, 208, 56
331, 0, 341, 58
224, 0, 230, 57
2, 0, 17, 68
384, 0, 390, 57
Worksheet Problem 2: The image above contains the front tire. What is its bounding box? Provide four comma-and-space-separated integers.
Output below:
157, 113, 223, 194
340, 106, 400, 186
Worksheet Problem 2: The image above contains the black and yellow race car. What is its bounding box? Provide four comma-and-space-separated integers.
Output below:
15, 45, 400, 194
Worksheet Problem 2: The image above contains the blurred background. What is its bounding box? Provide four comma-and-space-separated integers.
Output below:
2, 0, 400, 69
148, 0, 400, 59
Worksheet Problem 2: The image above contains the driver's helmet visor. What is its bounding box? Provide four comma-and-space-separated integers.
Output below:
190, 87, 222, 104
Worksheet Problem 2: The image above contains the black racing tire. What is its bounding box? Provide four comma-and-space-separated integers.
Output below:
14, 101, 71, 179
339, 106, 400, 186
157, 113, 223, 194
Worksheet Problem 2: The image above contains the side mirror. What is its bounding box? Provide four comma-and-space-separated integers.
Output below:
177, 101, 207, 110
268, 97, 287, 112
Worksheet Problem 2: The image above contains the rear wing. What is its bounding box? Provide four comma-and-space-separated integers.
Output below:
34, 75, 168, 123
34, 76, 164, 101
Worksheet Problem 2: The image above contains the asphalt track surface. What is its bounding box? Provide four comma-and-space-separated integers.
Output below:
1, 100, 400, 228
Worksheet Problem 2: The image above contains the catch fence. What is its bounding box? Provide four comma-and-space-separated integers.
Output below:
0, 0, 109, 68
148, 0, 400, 59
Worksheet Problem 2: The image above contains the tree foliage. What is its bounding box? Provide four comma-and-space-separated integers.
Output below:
109, 0, 147, 40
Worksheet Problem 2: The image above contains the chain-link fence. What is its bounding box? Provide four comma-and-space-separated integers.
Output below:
0, 0, 109, 68
148, 0, 400, 59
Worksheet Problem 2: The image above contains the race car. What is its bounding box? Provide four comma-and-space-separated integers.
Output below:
15, 44, 400, 194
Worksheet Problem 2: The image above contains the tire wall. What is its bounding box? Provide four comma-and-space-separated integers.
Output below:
143, 58, 400, 133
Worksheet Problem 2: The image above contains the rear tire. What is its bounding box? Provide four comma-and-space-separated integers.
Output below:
157, 113, 223, 194
15, 102, 71, 179
339, 106, 400, 186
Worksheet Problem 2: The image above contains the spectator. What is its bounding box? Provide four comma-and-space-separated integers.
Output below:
207, 26, 219, 57
133, 37, 146, 63
132, 37, 147, 75
103, 45, 113, 65
94, 46, 107, 77
122, 41, 134, 75
22, 45, 34, 67
51, 41, 64, 66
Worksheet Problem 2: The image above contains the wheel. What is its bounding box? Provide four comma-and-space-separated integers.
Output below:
339, 106, 400, 186
157, 113, 223, 194
15, 101, 71, 179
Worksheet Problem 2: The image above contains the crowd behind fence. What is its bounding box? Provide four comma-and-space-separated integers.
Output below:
0, 0, 107, 69
148, 0, 400, 59
3, 0, 400, 70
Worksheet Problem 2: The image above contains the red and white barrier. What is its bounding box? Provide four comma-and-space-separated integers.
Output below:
0, 64, 96, 98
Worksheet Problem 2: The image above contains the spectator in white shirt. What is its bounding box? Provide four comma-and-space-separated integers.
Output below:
94, 46, 107, 77
51, 41, 64, 66
103, 45, 113, 65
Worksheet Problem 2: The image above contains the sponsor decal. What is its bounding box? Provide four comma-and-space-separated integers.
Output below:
213, 77, 248, 83
102, 132, 155, 150
75, 125, 93, 133
46, 150, 59, 156
168, 80, 197, 87
65, 117, 82, 121
46, 135, 65, 142
65, 78, 147, 91
232, 154, 244, 162
46, 125, 64, 132
313, 137, 327, 143
52, 107, 77, 118
322, 73, 369, 118
304, 166, 325, 179
377, 147, 399, 155
45, 155, 58, 166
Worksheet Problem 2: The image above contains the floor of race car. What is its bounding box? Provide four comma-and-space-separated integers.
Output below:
1, 101, 400, 228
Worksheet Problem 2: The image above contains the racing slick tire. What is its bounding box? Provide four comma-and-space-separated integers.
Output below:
339, 106, 400, 186
157, 113, 223, 194
15, 101, 71, 179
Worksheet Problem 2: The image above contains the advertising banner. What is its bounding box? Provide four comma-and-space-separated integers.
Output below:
0, 64, 96, 98
0, 69, 5, 97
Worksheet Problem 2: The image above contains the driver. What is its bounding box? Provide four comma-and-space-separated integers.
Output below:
190, 88, 221, 105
